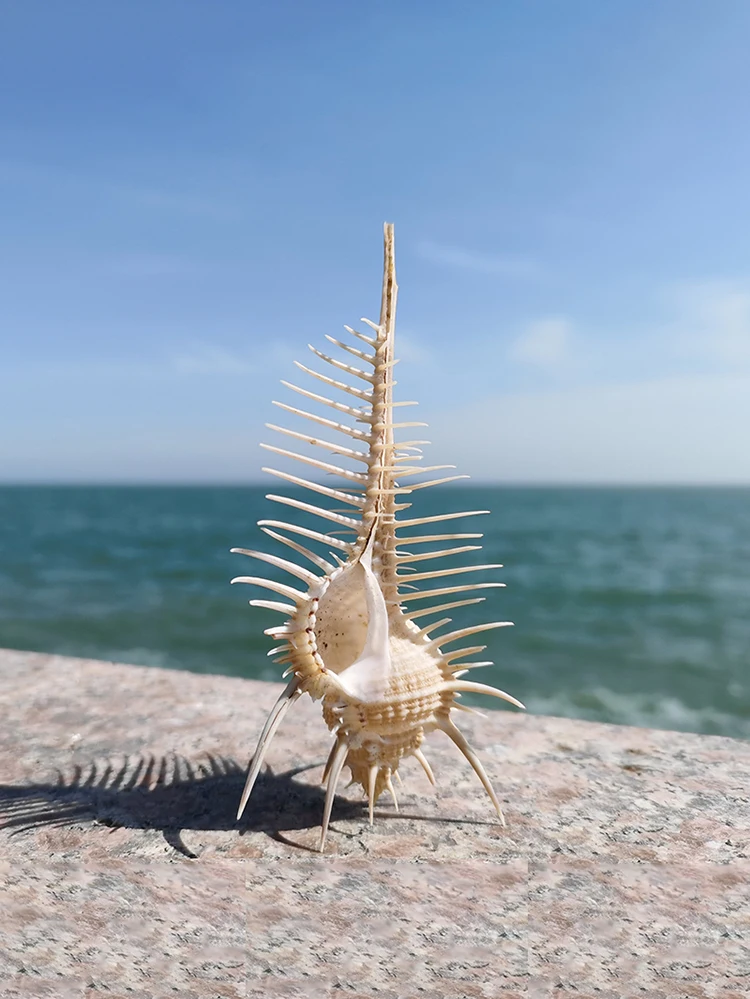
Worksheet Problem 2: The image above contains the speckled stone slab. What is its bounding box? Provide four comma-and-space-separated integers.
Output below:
0, 648, 748, 997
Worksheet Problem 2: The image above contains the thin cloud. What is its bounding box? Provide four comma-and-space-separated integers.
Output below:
393, 329, 431, 364
503, 277, 750, 382
664, 279, 750, 366
1, 346, 257, 380
421, 274, 750, 483
428, 373, 750, 484
509, 317, 571, 365
171, 345, 256, 376
417, 240, 540, 279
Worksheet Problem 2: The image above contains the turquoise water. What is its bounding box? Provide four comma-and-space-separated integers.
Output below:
0, 485, 748, 739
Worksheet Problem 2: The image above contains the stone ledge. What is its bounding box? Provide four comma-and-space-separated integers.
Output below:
0, 648, 748, 997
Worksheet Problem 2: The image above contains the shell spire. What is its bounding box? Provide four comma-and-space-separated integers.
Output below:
232, 223, 524, 850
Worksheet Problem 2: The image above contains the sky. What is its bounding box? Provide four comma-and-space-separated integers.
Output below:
1, 1, 750, 484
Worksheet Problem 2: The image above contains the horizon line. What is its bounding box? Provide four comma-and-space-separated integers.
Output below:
1, 480, 749, 490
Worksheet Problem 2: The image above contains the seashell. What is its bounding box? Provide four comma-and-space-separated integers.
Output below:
232, 223, 524, 850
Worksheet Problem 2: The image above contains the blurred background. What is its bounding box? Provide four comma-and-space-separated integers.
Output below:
1, 3, 748, 738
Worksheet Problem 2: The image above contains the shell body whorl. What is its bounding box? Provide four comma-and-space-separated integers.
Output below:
232, 224, 524, 849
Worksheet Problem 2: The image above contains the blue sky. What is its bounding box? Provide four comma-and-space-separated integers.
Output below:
2, 1, 749, 483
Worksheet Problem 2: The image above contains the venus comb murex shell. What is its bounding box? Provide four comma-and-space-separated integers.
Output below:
232, 223, 524, 850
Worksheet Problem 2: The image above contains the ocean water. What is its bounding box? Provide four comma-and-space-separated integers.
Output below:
0, 485, 748, 739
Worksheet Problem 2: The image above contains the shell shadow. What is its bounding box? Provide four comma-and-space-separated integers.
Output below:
0, 753, 366, 858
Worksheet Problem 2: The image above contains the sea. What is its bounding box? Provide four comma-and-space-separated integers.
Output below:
0, 485, 748, 740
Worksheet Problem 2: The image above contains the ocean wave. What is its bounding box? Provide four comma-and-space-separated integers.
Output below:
526, 685, 750, 740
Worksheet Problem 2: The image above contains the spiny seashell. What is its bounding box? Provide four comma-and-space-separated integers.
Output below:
232, 223, 524, 850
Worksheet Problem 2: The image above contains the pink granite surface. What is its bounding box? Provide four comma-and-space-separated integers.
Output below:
0, 647, 748, 997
